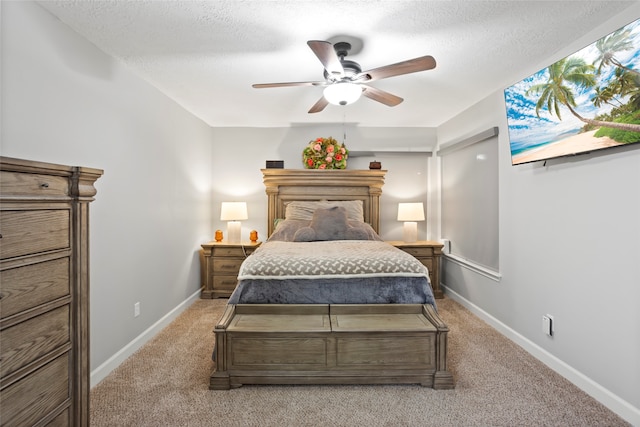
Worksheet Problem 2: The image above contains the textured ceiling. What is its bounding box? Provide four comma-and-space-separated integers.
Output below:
38, 0, 636, 127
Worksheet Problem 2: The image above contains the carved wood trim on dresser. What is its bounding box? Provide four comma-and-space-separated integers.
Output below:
0, 157, 102, 426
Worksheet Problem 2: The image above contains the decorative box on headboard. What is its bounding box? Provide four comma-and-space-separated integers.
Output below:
261, 169, 387, 236
265, 160, 284, 169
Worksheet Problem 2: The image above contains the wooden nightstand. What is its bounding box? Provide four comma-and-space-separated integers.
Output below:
200, 241, 261, 298
386, 240, 444, 299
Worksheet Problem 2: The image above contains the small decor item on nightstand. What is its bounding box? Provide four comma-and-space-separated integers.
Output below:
250, 230, 258, 242
215, 230, 223, 242
302, 137, 348, 169
369, 160, 381, 169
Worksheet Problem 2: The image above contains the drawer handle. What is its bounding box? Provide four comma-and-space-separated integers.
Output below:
40, 182, 50, 188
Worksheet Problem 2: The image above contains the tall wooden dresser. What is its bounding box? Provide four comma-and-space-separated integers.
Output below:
0, 157, 102, 426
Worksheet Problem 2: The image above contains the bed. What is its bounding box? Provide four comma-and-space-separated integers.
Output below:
210, 169, 453, 390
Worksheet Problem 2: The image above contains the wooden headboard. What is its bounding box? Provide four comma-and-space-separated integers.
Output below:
262, 169, 386, 236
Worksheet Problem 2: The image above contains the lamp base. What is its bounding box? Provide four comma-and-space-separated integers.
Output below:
403, 222, 418, 243
227, 221, 241, 244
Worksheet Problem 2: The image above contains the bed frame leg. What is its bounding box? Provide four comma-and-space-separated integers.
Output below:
433, 371, 454, 390
209, 369, 231, 390
422, 304, 455, 389
210, 306, 237, 390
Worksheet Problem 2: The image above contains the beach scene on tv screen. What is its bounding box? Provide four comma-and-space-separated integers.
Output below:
504, 18, 640, 165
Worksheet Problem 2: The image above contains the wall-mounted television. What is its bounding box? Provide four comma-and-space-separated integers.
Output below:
504, 18, 640, 165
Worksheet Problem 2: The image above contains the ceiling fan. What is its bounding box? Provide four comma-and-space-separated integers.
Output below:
252, 40, 436, 113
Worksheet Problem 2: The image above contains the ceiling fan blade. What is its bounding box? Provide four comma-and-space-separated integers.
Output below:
361, 85, 403, 106
253, 81, 325, 88
308, 96, 329, 114
360, 55, 436, 82
307, 40, 344, 77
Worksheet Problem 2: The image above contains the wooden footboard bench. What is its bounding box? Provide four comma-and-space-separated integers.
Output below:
210, 304, 453, 390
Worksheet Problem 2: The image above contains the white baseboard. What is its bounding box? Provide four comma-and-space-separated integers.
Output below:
442, 286, 640, 427
90, 289, 201, 388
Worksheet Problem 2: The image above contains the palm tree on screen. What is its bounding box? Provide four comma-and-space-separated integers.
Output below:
593, 27, 640, 77
527, 57, 640, 132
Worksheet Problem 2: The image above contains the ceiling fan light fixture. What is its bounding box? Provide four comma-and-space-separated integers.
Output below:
323, 82, 362, 106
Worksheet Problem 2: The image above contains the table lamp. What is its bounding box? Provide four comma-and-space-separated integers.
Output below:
397, 202, 425, 243
220, 202, 248, 244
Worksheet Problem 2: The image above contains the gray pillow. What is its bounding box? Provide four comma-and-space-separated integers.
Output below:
293, 206, 370, 242
267, 219, 310, 242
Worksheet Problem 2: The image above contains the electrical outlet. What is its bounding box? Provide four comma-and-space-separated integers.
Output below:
134, 302, 140, 318
542, 314, 554, 336
440, 239, 451, 254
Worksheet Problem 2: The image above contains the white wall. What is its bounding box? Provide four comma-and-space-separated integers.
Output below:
210, 125, 438, 242
1, 1, 214, 380
437, 6, 640, 424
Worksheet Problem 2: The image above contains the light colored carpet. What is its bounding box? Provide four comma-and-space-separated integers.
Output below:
90, 297, 628, 426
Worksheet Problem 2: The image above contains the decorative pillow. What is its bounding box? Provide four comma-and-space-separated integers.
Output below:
267, 219, 311, 242
285, 200, 364, 222
293, 206, 370, 242
349, 221, 383, 241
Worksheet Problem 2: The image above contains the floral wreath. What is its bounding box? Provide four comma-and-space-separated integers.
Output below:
302, 137, 348, 169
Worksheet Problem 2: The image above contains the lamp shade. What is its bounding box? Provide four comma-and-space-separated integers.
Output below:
397, 203, 425, 222
220, 202, 248, 221
323, 82, 362, 106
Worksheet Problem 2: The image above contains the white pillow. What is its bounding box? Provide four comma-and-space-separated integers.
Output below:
284, 200, 364, 222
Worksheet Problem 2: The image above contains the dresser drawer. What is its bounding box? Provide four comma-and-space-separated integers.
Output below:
213, 258, 244, 274
213, 276, 239, 292
0, 170, 69, 198
1, 305, 70, 378
49, 407, 70, 426
0, 353, 70, 427
212, 246, 254, 257
400, 246, 433, 258
0, 258, 70, 319
0, 210, 70, 259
